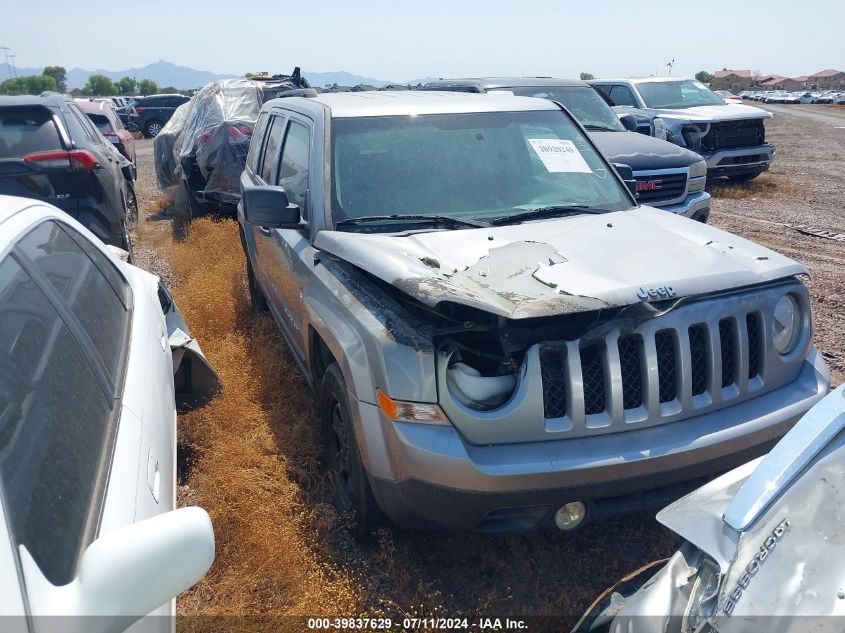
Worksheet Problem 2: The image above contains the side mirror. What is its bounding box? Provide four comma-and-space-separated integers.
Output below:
243, 185, 301, 229
613, 163, 638, 198
618, 113, 639, 132
20, 507, 215, 632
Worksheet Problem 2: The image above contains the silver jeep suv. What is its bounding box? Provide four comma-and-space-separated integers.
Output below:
237, 91, 828, 536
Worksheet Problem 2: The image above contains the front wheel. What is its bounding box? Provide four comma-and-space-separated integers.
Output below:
124, 183, 139, 229
320, 363, 381, 539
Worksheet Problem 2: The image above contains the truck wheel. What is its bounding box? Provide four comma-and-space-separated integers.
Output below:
246, 257, 268, 314
320, 363, 380, 539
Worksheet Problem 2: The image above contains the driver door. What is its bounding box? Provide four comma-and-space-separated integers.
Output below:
252, 112, 313, 363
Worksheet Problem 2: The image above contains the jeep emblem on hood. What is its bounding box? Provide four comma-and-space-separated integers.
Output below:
637, 285, 677, 301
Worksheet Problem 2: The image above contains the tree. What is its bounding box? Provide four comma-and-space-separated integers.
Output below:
83, 74, 117, 96
42, 66, 67, 92
695, 70, 714, 86
159, 86, 178, 94
579, 72, 595, 81
0, 74, 58, 95
117, 76, 137, 95
137, 78, 159, 95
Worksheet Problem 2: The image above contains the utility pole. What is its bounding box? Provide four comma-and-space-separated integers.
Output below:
8, 54, 17, 78
666, 58, 675, 76
0, 47, 11, 80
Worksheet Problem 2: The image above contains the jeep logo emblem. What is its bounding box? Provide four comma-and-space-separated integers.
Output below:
637, 285, 677, 301
636, 179, 663, 192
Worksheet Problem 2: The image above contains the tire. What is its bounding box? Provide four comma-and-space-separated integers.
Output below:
320, 363, 380, 539
124, 183, 139, 229
728, 171, 764, 182
185, 183, 213, 219
144, 119, 164, 138
246, 257, 268, 314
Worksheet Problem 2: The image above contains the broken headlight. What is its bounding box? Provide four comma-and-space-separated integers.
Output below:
446, 362, 517, 411
653, 117, 667, 140
682, 555, 721, 633
772, 293, 801, 355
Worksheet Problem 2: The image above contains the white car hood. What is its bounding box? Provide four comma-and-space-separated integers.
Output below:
649, 103, 772, 123
315, 206, 805, 319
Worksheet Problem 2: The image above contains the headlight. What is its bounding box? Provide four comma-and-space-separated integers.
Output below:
652, 117, 667, 140
772, 294, 801, 355
446, 362, 517, 410
682, 556, 720, 633
689, 160, 707, 179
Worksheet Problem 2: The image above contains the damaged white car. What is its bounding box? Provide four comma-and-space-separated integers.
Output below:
0, 195, 219, 630
237, 91, 829, 537
575, 383, 845, 633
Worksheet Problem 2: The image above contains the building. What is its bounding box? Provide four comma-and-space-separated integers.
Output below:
758, 75, 797, 90
808, 69, 845, 90
713, 69, 755, 91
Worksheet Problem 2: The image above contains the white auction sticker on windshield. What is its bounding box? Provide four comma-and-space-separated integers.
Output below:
528, 139, 593, 173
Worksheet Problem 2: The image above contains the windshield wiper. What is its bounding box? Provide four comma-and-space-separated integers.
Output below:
335, 214, 490, 229
491, 205, 611, 226
584, 123, 620, 132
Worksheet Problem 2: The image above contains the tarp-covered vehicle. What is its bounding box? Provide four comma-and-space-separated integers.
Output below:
154, 68, 312, 217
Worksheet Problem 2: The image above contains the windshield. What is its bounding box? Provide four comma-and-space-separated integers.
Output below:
330, 110, 632, 226
507, 86, 625, 132
636, 80, 726, 109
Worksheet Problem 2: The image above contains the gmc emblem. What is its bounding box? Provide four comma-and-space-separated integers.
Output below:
636, 179, 663, 192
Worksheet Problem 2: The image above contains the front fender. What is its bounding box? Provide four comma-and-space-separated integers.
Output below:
305, 257, 437, 405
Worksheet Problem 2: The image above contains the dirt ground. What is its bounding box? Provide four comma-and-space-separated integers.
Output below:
129, 104, 844, 630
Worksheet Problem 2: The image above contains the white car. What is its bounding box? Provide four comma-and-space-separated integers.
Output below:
0, 195, 218, 632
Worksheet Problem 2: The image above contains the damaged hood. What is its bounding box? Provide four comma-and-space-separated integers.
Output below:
644, 103, 773, 123
315, 206, 805, 319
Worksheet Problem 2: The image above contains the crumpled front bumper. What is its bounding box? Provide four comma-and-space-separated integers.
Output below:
703, 144, 775, 176
349, 349, 829, 531
159, 282, 221, 410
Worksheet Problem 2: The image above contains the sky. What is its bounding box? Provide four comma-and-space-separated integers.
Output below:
2, 0, 843, 81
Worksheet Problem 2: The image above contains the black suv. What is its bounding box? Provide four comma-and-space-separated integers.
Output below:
0, 92, 136, 250
134, 94, 191, 138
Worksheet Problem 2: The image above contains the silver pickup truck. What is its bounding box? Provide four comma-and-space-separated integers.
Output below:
591, 78, 775, 181
237, 91, 828, 538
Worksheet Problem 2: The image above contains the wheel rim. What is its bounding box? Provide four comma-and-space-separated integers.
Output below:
328, 401, 353, 511
148, 122, 162, 137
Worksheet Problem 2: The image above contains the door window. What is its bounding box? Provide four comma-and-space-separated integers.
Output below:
277, 120, 310, 212
246, 112, 269, 173
608, 85, 639, 107
259, 115, 286, 183
0, 253, 115, 585
16, 221, 130, 383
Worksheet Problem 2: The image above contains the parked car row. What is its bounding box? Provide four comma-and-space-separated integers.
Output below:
743, 89, 845, 104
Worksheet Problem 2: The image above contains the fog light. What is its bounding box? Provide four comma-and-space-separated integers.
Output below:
554, 502, 587, 530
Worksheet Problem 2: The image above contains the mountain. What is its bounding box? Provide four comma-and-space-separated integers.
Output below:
0, 60, 436, 90
2, 60, 238, 90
